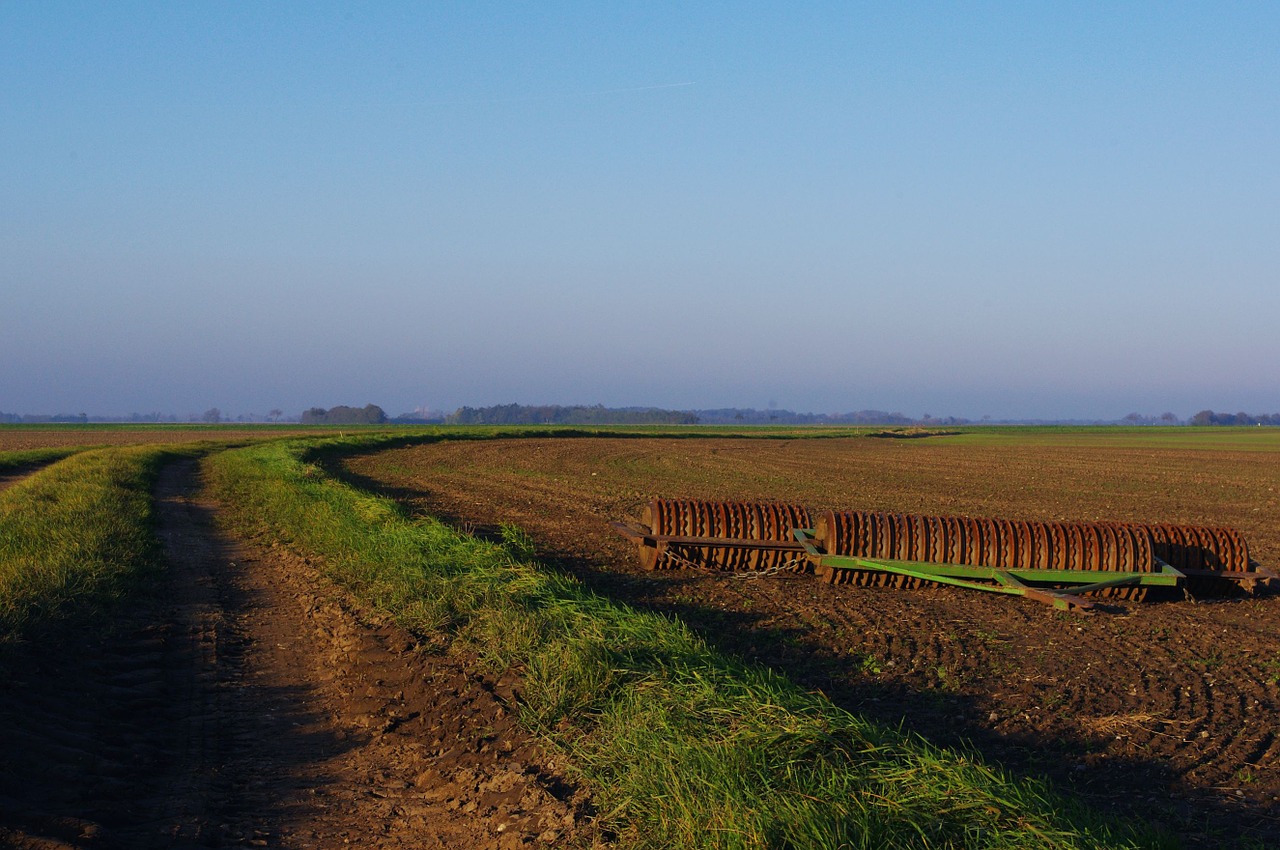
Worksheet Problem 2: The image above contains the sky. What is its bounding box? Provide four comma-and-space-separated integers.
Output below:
3, 2, 1278, 421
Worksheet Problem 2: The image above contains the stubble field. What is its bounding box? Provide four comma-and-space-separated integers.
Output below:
340, 429, 1280, 846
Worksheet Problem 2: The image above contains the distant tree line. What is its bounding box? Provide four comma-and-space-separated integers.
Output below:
691, 408, 968, 426
439, 404, 978, 427
0, 412, 88, 424
1187, 410, 1280, 426
300, 404, 388, 425
445, 404, 698, 426
1120, 412, 1182, 425
1121, 410, 1280, 426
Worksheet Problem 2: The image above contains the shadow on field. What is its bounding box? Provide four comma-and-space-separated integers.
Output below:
330, 461, 1278, 848
0, 460, 360, 847
0, 460, 62, 492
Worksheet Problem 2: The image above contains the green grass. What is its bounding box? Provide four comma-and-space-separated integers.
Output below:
0, 445, 192, 643
207, 435, 1171, 850
933, 426, 1280, 452
0, 446, 85, 473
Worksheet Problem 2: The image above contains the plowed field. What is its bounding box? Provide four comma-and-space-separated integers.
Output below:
341, 431, 1280, 846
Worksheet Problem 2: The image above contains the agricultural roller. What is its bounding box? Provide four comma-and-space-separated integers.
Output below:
612, 498, 810, 572
612, 498, 1275, 611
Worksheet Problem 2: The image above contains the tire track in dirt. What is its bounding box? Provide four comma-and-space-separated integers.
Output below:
0, 464, 55, 493
0, 458, 598, 849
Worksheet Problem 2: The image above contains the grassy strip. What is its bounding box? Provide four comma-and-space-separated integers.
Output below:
206, 438, 1169, 850
0, 447, 85, 473
0, 446, 192, 643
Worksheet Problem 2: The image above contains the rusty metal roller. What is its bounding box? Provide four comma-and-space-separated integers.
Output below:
1095, 523, 1151, 599
1082, 523, 1104, 571
813, 512, 891, 586
714, 501, 740, 570
1204, 527, 1233, 571
885, 514, 906, 560
920, 514, 942, 563
1211, 525, 1249, 570
940, 515, 966, 564
642, 498, 699, 569
1086, 523, 1153, 601
991, 518, 1012, 567
1142, 522, 1251, 593
994, 518, 1016, 569
1157, 525, 1191, 571
1046, 522, 1067, 571
1186, 526, 1215, 569
1095, 523, 1118, 572
818, 509, 1157, 575
1059, 523, 1082, 571
909, 513, 930, 562
1024, 522, 1044, 568
813, 511, 906, 586
1143, 523, 1249, 572
642, 498, 811, 572
1127, 524, 1154, 572
961, 517, 985, 567
1188, 526, 1216, 569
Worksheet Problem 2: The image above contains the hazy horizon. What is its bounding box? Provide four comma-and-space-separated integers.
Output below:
1, 400, 1260, 426
4, 4, 1277, 422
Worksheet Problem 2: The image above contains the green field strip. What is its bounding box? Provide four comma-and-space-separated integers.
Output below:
0, 445, 198, 644
0, 446, 91, 473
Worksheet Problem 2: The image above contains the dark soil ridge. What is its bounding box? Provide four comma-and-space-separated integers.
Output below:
0, 459, 595, 849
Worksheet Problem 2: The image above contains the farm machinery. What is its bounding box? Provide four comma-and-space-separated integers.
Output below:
611, 498, 1275, 611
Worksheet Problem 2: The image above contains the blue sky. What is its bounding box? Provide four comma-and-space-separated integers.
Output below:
3, 2, 1277, 420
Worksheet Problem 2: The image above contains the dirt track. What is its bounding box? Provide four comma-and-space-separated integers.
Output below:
0, 460, 593, 848
0, 466, 51, 493
341, 434, 1280, 847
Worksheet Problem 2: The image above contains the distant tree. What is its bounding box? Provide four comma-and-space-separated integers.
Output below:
268, 408, 283, 422
444, 403, 698, 426
1159, 412, 1180, 425
300, 404, 387, 425
202, 408, 222, 424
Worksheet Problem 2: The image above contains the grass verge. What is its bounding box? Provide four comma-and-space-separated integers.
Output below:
0, 447, 84, 474
0, 445, 192, 644
206, 437, 1170, 850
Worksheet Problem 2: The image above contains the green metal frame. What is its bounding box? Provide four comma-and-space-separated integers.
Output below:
793, 529, 1186, 611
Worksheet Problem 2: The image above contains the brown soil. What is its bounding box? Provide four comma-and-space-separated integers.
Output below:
340, 435, 1280, 847
0, 459, 595, 849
